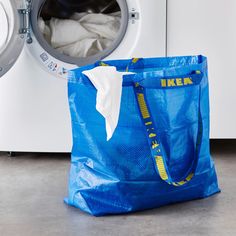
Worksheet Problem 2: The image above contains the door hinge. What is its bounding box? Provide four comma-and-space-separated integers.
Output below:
18, 0, 32, 44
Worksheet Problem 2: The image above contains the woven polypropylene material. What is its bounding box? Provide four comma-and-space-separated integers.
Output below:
65, 55, 220, 216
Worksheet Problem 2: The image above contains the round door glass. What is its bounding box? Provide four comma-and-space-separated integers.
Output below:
0, 0, 26, 78
31, 0, 128, 66
0, 2, 9, 53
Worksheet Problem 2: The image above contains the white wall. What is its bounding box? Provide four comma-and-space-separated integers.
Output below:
167, 0, 236, 138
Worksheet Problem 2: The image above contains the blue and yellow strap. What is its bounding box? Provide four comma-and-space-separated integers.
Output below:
99, 62, 110, 67
127, 58, 203, 187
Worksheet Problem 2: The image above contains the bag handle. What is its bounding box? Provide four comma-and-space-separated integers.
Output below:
97, 59, 203, 88
123, 58, 203, 89
127, 58, 203, 186
134, 83, 203, 186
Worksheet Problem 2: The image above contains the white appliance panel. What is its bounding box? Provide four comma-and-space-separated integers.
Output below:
167, 0, 236, 138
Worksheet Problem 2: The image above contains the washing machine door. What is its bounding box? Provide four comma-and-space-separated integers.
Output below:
0, 0, 28, 78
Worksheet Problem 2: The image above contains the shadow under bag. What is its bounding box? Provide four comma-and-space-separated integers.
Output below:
65, 55, 220, 216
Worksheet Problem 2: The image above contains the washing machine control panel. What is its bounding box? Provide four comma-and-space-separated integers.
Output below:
37, 51, 72, 79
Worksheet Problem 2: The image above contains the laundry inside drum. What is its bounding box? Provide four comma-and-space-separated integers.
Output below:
38, 0, 122, 58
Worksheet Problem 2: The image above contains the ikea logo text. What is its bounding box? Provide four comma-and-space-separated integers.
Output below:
161, 78, 193, 87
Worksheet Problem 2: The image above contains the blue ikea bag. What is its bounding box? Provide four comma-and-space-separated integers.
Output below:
65, 55, 220, 216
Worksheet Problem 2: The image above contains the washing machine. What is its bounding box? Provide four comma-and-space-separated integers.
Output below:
0, 0, 166, 152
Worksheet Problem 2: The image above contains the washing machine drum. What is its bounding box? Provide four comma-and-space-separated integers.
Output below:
41, 0, 121, 19
0, 0, 128, 78
57, 0, 119, 13
36, 0, 126, 63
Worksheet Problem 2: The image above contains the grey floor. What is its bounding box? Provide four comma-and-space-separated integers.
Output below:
0, 140, 235, 236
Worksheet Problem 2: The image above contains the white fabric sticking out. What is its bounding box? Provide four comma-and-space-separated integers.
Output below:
38, 12, 121, 58
82, 66, 133, 141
